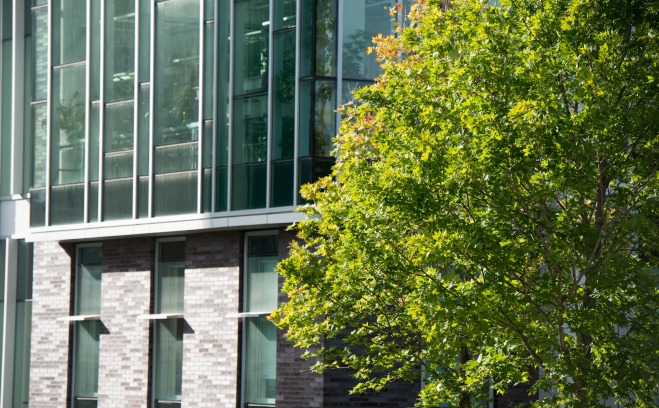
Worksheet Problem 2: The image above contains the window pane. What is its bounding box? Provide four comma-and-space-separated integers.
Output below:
32, 6, 48, 101
90, 1, 101, 100
103, 178, 133, 220
315, 0, 337, 77
72, 321, 100, 399
104, 151, 133, 179
50, 184, 84, 225
89, 181, 99, 222
153, 171, 197, 216
76, 246, 102, 315
29, 187, 46, 227
272, 30, 295, 161
52, 0, 87, 66
342, 0, 391, 80
138, 0, 150, 82
203, 22, 214, 120
231, 164, 266, 211
246, 234, 278, 312
234, 0, 269, 96
154, 143, 197, 174
299, 0, 313, 77
104, 102, 134, 153
243, 317, 276, 406
232, 95, 267, 165
105, 0, 135, 103
154, 319, 183, 403
271, 160, 293, 207
313, 80, 336, 157
12, 301, 32, 408
273, 0, 295, 31
51, 64, 86, 186
1, 41, 12, 196
137, 83, 150, 176
137, 176, 148, 218
89, 103, 100, 181
30, 103, 48, 187
154, 0, 200, 146
156, 262, 184, 314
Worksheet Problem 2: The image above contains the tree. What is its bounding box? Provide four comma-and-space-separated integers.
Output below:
272, 0, 659, 406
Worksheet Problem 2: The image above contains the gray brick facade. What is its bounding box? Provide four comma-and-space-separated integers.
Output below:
97, 238, 154, 408
29, 241, 74, 407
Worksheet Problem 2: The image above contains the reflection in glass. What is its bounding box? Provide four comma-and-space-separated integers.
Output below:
50, 184, 84, 225
314, 80, 336, 157
103, 178, 133, 220
32, 6, 48, 101
232, 164, 266, 210
315, 0, 337, 77
234, 0, 269, 96
243, 317, 277, 406
273, 30, 295, 161
51, 65, 86, 186
233, 96, 267, 165
342, 0, 391, 80
52, 0, 87, 66
105, 0, 135, 103
153, 172, 197, 216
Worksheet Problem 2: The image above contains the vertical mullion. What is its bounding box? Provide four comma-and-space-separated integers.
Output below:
211, 3, 218, 213
98, 0, 106, 222
227, 0, 234, 212
83, 0, 92, 223
196, 2, 204, 214
266, 0, 274, 208
44, 0, 52, 226
148, 0, 155, 218
293, 0, 300, 207
132, 0, 139, 220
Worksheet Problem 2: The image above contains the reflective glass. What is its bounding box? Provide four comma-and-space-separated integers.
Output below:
153, 172, 197, 216
154, 0, 200, 146
50, 183, 84, 225
51, 64, 86, 185
216, 166, 227, 212
232, 95, 267, 165
103, 178, 133, 220
298, 80, 311, 157
76, 246, 102, 315
1, 41, 12, 196
202, 168, 211, 213
90, 1, 101, 100
273, 30, 295, 161
154, 319, 183, 403
72, 321, 100, 399
89, 181, 99, 222
2, 0, 12, 39
137, 176, 148, 218
105, 0, 135, 103
89, 103, 100, 181
138, 0, 150, 82
271, 160, 294, 207
274, 0, 296, 30
342, 79, 371, 104
32, 6, 48, 101
138, 84, 150, 176
29, 188, 46, 227
104, 102, 134, 153
342, 0, 391, 80
104, 151, 133, 180
203, 22, 214, 120
216, 0, 230, 213
52, 0, 87, 66
234, 0, 269, 96
30, 103, 48, 187
157, 247, 184, 313
246, 235, 278, 311
313, 80, 336, 157
13, 301, 32, 408
315, 0, 337, 77
23, 38, 34, 194
299, 0, 313, 77
231, 163, 266, 210
243, 317, 276, 406
155, 143, 198, 174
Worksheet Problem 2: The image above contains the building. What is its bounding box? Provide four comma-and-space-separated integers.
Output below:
0, 0, 426, 407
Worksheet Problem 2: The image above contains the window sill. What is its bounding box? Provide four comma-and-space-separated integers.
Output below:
60, 315, 101, 321
138, 313, 184, 320
227, 311, 272, 318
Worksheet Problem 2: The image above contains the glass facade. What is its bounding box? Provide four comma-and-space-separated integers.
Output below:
153, 240, 185, 408
71, 245, 102, 408
7, 0, 401, 227
13, 241, 34, 408
242, 233, 278, 407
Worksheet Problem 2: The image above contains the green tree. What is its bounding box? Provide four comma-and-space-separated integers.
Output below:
272, 0, 659, 406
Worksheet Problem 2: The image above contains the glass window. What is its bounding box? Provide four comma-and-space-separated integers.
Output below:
313, 80, 336, 157
71, 245, 102, 408
231, 163, 266, 210
1, 40, 13, 196
342, 0, 392, 80
52, 0, 87, 66
51, 64, 86, 186
242, 234, 278, 408
272, 30, 295, 161
153, 172, 198, 217
315, 0, 337, 77
153, 240, 185, 407
32, 5, 48, 101
233, 95, 267, 165
104, 0, 135, 103
50, 184, 84, 225
11, 244, 35, 407
233, 0, 269, 96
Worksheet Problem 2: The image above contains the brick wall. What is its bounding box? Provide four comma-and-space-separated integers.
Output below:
182, 231, 241, 407
29, 241, 74, 407
97, 238, 154, 408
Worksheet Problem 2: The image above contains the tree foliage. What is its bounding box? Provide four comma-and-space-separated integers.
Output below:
272, 0, 659, 406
